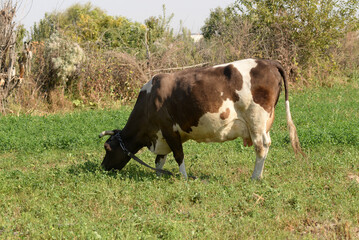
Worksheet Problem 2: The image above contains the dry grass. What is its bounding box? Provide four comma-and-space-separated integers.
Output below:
2, 27, 359, 114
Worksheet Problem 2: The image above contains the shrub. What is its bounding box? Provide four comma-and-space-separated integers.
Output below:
31, 3, 147, 56
31, 32, 85, 94
75, 47, 147, 104
201, 0, 359, 84
46, 33, 85, 88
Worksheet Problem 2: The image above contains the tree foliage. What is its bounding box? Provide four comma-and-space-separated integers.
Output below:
235, 0, 359, 64
201, 0, 359, 82
31, 3, 147, 52
201, 6, 237, 39
144, 5, 174, 45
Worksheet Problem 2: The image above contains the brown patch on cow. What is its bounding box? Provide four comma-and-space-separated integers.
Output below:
220, 108, 230, 120
151, 64, 243, 133
250, 60, 282, 113
266, 110, 275, 132
150, 73, 175, 111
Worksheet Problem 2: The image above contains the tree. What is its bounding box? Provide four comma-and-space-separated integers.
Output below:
201, 6, 237, 39
31, 3, 147, 53
144, 5, 174, 44
235, 0, 359, 65
0, 0, 22, 112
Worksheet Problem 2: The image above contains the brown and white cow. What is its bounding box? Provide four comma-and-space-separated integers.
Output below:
99, 59, 303, 179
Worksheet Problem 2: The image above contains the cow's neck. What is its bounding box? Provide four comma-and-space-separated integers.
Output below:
120, 126, 146, 154
121, 113, 152, 155
120, 91, 154, 154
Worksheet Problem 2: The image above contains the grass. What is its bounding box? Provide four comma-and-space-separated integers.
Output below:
0, 84, 359, 239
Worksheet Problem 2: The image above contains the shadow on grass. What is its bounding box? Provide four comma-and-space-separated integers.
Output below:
65, 159, 220, 182
66, 160, 174, 181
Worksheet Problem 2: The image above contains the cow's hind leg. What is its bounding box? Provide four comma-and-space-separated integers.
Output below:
251, 132, 271, 179
155, 154, 167, 176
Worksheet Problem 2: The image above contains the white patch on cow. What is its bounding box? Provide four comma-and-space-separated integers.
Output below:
247, 102, 270, 132
177, 99, 250, 143
173, 124, 180, 132
149, 131, 172, 155
141, 78, 153, 93
213, 59, 258, 111
233, 59, 258, 110
179, 161, 188, 180
220, 92, 224, 97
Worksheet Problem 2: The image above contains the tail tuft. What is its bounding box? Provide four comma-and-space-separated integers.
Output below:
286, 100, 306, 157
275, 60, 305, 157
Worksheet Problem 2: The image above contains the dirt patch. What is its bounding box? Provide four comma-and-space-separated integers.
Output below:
348, 173, 359, 183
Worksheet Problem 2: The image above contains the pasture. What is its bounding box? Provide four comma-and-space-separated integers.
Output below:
1, 83, 359, 239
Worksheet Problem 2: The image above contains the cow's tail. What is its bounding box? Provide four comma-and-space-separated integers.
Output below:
274, 61, 305, 157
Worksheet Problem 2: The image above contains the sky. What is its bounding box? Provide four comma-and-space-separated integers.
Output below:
16, 0, 235, 34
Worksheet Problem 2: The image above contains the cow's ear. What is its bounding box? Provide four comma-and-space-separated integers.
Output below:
104, 143, 112, 151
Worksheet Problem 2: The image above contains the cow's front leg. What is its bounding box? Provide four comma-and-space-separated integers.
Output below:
178, 159, 187, 180
171, 141, 188, 180
161, 129, 188, 180
155, 154, 167, 176
251, 132, 271, 179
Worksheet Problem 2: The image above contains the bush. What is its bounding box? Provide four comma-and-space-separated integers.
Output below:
31, 3, 147, 56
46, 33, 85, 88
76, 47, 147, 104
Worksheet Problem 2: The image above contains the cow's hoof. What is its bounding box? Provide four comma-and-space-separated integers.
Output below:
188, 175, 197, 180
251, 176, 263, 181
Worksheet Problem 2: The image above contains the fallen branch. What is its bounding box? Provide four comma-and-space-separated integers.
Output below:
151, 62, 210, 72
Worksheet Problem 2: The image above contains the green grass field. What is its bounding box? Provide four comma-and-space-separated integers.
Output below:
1, 84, 359, 239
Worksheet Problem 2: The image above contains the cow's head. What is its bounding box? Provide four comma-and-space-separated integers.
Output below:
99, 130, 131, 171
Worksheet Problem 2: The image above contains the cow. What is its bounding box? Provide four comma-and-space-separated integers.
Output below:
99, 59, 304, 180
